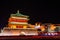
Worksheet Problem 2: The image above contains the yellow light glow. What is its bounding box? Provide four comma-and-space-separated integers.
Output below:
23, 26, 27, 29
50, 25, 56, 30
11, 25, 16, 29
41, 28, 45, 31
50, 27, 54, 30
40, 26, 45, 31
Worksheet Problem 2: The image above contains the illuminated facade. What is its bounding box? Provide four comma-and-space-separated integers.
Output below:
0, 10, 38, 36
0, 10, 60, 36
8, 10, 29, 29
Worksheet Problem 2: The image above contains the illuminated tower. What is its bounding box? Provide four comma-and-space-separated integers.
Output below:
8, 10, 29, 28
0, 10, 38, 36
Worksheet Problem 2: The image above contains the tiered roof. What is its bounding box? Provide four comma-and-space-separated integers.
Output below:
10, 10, 29, 18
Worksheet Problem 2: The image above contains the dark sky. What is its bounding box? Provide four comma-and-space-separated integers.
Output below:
0, 0, 59, 28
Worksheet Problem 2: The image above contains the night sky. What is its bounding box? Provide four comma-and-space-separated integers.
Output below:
0, 0, 59, 28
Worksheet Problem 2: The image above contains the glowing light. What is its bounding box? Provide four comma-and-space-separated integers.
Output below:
35, 22, 41, 29
23, 26, 27, 29
50, 25, 56, 31
11, 25, 16, 29
40, 26, 45, 31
